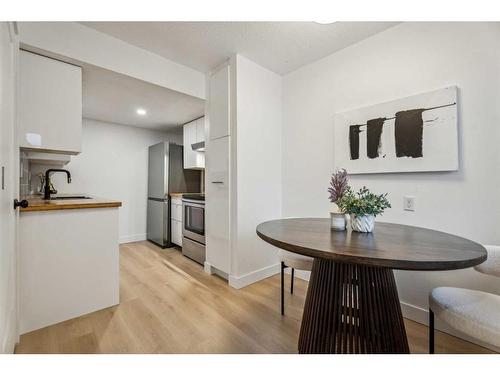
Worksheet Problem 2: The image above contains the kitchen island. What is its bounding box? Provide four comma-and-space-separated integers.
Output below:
19, 195, 122, 334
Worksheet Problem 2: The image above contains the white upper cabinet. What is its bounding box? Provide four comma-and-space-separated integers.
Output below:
209, 65, 230, 140
196, 117, 205, 143
183, 120, 197, 169
195, 117, 205, 168
183, 116, 205, 169
18, 51, 82, 154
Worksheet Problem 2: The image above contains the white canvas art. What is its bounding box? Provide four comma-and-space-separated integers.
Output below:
333, 86, 458, 174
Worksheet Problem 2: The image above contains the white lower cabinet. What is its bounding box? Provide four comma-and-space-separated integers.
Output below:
171, 220, 183, 247
171, 197, 183, 246
19, 208, 119, 333
171, 199, 183, 222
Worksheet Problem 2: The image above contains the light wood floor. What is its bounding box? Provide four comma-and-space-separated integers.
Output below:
15, 241, 495, 354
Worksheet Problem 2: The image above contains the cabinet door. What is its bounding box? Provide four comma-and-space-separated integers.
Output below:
205, 136, 230, 273
18, 50, 82, 154
195, 151, 205, 169
209, 65, 230, 140
171, 202, 182, 222
183, 121, 197, 169
196, 117, 205, 143
195, 117, 205, 168
171, 220, 182, 247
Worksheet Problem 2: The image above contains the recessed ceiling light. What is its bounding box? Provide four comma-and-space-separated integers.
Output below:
136, 108, 147, 116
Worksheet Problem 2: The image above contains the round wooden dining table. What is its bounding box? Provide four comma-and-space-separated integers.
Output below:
256, 218, 487, 354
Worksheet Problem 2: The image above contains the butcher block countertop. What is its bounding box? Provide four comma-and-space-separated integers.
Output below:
170, 192, 203, 198
169, 193, 184, 198
20, 194, 122, 212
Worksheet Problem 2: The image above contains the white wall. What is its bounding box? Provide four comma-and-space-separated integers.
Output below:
282, 23, 500, 322
18, 22, 205, 99
229, 55, 282, 285
42, 119, 182, 243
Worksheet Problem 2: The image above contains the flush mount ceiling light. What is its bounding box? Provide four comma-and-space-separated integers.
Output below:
313, 20, 336, 25
136, 108, 147, 116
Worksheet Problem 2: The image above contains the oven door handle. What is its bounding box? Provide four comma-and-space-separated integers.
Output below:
182, 200, 205, 207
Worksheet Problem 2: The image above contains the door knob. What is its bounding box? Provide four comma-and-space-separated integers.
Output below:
13, 199, 29, 209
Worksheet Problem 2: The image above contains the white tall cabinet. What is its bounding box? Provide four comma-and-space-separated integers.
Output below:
205, 136, 230, 274
205, 55, 282, 289
18, 50, 82, 154
205, 64, 231, 275
209, 66, 230, 140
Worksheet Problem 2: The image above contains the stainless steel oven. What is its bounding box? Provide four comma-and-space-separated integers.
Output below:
182, 194, 205, 264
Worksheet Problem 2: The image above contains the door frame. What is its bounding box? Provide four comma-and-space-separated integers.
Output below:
0, 21, 20, 353
12, 21, 20, 353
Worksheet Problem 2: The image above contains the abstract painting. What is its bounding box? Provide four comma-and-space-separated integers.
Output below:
334, 86, 458, 174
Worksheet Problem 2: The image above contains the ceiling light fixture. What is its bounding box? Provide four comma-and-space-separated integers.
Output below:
136, 108, 147, 116
313, 20, 336, 25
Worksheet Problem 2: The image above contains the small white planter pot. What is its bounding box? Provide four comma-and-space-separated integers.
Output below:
330, 212, 346, 231
350, 214, 375, 233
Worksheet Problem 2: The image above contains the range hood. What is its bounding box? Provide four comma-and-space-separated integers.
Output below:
191, 141, 205, 152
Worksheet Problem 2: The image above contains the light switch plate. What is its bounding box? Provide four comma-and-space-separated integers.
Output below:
403, 196, 416, 211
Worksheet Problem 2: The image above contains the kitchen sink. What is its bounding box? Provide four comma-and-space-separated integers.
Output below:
49, 196, 92, 200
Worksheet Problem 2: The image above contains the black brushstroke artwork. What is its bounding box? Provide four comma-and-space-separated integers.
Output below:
348, 102, 456, 161
349, 125, 362, 160
394, 109, 425, 158
366, 118, 385, 159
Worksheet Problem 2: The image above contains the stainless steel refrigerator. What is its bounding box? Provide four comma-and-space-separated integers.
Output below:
147, 142, 201, 248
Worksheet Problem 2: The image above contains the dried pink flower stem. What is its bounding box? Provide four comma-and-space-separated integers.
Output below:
328, 168, 348, 203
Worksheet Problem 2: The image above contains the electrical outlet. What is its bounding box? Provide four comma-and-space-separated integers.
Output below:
403, 196, 415, 211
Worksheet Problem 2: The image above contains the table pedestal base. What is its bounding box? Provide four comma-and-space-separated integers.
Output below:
298, 259, 409, 354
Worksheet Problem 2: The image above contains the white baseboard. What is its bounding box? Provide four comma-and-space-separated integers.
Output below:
400, 301, 498, 352
400, 301, 428, 324
229, 263, 281, 289
204, 262, 228, 280
119, 233, 147, 244
204, 261, 214, 275
276, 273, 497, 352
291, 275, 493, 350
286, 268, 310, 281
230, 268, 496, 351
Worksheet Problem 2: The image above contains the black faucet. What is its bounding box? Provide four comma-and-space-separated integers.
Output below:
44, 169, 72, 200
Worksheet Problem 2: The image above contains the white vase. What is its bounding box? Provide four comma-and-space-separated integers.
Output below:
330, 212, 346, 231
350, 214, 375, 233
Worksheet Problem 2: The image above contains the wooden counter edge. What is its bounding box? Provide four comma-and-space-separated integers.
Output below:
21, 201, 122, 212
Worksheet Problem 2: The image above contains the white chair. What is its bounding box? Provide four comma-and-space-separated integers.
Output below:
429, 245, 500, 353
279, 249, 313, 315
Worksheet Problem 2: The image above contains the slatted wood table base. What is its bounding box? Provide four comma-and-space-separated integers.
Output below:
298, 259, 409, 354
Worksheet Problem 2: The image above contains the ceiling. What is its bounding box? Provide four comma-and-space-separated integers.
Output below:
82, 64, 205, 130
81, 22, 398, 75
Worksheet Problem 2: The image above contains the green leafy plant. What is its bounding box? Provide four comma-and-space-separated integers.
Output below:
337, 187, 391, 217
